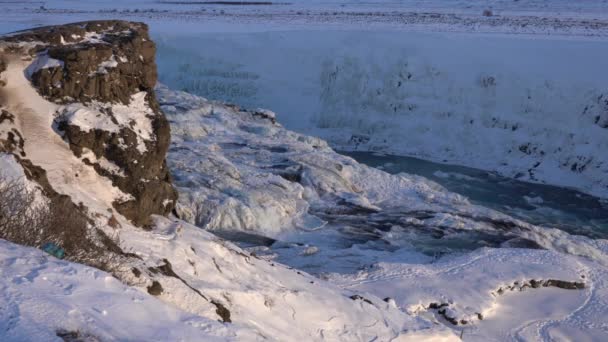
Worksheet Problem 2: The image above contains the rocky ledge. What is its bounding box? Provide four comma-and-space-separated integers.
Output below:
1, 21, 177, 226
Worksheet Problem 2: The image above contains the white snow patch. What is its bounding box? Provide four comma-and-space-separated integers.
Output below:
94, 54, 118, 75
80, 148, 126, 177
61, 91, 155, 153
24, 52, 63, 79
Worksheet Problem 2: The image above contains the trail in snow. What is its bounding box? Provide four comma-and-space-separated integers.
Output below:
1, 54, 131, 210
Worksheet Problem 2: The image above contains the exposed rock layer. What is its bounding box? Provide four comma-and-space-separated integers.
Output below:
2, 21, 177, 226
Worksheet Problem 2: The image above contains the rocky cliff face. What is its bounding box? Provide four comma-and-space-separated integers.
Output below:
2, 21, 177, 226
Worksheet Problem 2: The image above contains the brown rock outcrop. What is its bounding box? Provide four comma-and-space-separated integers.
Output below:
1, 21, 177, 226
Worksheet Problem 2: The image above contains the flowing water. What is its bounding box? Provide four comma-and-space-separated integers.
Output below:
215, 150, 608, 273
342, 151, 608, 240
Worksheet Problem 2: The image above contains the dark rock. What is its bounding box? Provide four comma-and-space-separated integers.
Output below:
32, 22, 157, 105
211, 300, 232, 323
0, 110, 14, 124
250, 109, 277, 124
349, 294, 373, 305
437, 308, 458, 325
0, 57, 5, 86
3, 21, 177, 226
0, 127, 25, 157
147, 280, 163, 295
5, 21, 156, 104
56, 329, 100, 342
500, 237, 545, 250
149, 259, 232, 323
543, 279, 585, 290
428, 302, 449, 310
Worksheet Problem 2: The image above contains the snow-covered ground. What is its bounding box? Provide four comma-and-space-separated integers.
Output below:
0, 239, 235, 342
3, 0, 608, 35
2, 1, 608, 341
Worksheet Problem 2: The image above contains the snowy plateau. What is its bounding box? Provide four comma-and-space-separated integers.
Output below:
0, 1, 607, 342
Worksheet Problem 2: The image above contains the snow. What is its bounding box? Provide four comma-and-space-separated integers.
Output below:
1, 1, 608, 341
0, 51, 457, 341
160, 86, 607, 264
331, 246, 608, 341
0, 239, 238, 342
157, 85, 608, 339
1, 0, 607, 202
5, 77, 606, 340
24, 52, 64, 79
0, 50, 134, 210
60, 91, 156, 153
80, 148, 126, 177
117, 215, 456, 341
94, 54, 118, 75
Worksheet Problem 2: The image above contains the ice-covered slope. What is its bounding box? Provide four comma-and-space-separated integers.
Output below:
161, 86, 608, 262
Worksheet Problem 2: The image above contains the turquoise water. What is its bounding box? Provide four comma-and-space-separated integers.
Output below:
342, 151, 608, 240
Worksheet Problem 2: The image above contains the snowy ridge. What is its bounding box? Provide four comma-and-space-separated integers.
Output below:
331, 245, 608, 341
